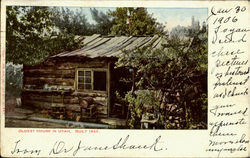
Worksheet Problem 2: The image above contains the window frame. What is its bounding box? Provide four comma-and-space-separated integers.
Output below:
76, 68, 108, 93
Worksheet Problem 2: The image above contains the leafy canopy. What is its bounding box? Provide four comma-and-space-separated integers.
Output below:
116, 26, 207, 91
6, 7, 167, 65
90, 8, 113, 35
116, 27, 208, 129
6, 6, 83, 65
108, 7, 165, 36
51, 7, 94, 36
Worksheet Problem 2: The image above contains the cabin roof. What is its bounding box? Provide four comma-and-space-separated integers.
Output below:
52, 34, 166, 58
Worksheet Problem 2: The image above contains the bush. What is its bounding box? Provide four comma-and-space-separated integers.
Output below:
6, 63, 23, 99
125, 90, 161, 129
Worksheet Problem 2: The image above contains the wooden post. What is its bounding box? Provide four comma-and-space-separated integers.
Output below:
107, 62, 111, 117
132, 68, 135, 94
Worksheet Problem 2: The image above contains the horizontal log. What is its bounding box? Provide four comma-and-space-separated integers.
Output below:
23, 100, 68, 108
51, 103, 65, 107
72, 91, 108, 97
94, 100, 107, 106
97, 106, 108, 115
22, 94, 79, 104
24, 69, 75, 78
23, 99, 107, 115
66, 104, 81, 112
24, 61, 108, 70
96, 114, 108, 118
56, 62, 108, 69
22, 90, 75, 97
22, 95, 106, 107
23, 100, 52, 109
22, 99, 82, 112
23, 77, 75, 86
22, 91, 108, 101
22, 91, 107, 99
64, 98, 79, 104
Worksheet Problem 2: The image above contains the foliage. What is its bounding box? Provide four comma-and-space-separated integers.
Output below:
114, 91, 127, 105
191, 92, 208, 125
124, 90, 160, 129
170, 25, 188, 39
52, 7, 113, 35
6, 6, 83, 65
90, 8, 113, 35
6, 6, 168, 65
51, 7, 93, 35
116, 35, 207, 91
108, 7, 165, 36
116, 28, 208, 129
6, 6, 50, 64
5, 64, 23, 98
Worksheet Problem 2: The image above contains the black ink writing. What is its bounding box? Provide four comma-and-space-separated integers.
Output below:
212, 25, 249, 44
213, 86, 248, 98
211, 47, 244, 58
49, 141, 74, 155
210, 118, 246, 132
215, 55, 248, 67
208, 4, 249, 157
48, 135, 167, 156
225, 66, 249, 76
207, 6, 233, 21
11, 140, 41, 155
213, 76, 249, 89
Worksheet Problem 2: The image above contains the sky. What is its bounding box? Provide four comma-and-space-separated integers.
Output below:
68, 7, 208, 32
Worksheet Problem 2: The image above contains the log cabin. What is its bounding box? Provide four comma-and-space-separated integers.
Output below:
21, 34, 166, 118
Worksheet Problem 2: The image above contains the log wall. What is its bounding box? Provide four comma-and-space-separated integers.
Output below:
22, 58, 110, 117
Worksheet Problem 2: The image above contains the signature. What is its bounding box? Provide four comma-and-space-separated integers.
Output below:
49, 135, 166, 156
11, 140, 41, 155
11, 135, 166, 156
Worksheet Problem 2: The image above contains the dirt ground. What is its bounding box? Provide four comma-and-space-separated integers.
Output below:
4, 106, 75, 128
5, 98, 78, 128
5, 118, 70, 128
5, 98, 125, 129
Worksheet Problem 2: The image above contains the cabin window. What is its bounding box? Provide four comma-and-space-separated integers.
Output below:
78, 70, 92, 90
77, 69, 107, 91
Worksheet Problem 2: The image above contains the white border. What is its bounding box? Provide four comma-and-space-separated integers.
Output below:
1, 0, 249, 157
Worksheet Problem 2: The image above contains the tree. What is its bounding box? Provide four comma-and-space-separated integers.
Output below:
116, 28, 208, 129
108, 7, 165, 36
6, 6, 82, 65
170, 25, 188, 39
51, 7, 93, 36
90, 8, 113, 35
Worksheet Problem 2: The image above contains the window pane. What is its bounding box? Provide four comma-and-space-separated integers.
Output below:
85, 84, 92, 90
85, 71, 91, 76
78, 71, 84, 76
85, 77, 91, 83
78, 77, 84, 83
93, 71, 106, 91
78, 83, 92, 90
78, 84, 85, 89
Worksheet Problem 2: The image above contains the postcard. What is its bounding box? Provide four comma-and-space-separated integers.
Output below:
1, 0, 249, 157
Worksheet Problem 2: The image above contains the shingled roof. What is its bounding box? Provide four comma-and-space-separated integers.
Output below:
52, 34, 165, 58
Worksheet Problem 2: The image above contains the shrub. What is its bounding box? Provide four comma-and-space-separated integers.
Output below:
5, 63, 23, 99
